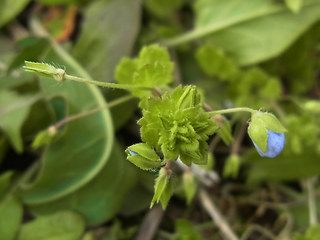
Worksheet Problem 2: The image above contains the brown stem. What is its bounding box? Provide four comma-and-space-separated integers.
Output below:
199, 189, 239, 240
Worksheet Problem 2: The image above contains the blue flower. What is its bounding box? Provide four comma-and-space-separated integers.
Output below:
128, 149, 137, 156
252, 130, 285, 158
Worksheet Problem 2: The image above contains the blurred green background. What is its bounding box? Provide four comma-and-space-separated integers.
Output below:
0, 0, 320, 239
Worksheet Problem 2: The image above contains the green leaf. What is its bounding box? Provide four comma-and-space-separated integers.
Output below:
0, 0, 31, 28
116, 44, 174, 98
195, 44, 240, 80
252, 112, 287, 133
73, 0, 141, 82
164, 0, 320, 65
285, 0, 303, 13
248, 118, 268, 153
0, 196, 23, 240
245, 147, 320, 183
228, 67, 282, 109
17, 210, 85, 240
183, 172, 197, 204
126, 143, 163, 170
0, 90, 42, 153
144, 0, 184, 18
20, 44, 114, 204
160, 178, 173, 209
27, 143, 138, 225
150, 167, 170, 208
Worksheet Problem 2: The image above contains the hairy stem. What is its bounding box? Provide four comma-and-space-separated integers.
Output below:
209, 107, 256, 115
65, 74, 153, 91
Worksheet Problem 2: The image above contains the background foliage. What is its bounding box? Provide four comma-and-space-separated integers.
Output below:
0, 0, 320, 239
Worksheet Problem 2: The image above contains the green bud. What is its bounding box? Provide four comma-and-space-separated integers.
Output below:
183, 171, 197, 204
223, 154, 240, 178
176, 85, 201, 109
150, 167, 173, 209
248, 111, 287, 153
23, 61, 66, 82
126, 143, 163, 170
32, 126, 57, 149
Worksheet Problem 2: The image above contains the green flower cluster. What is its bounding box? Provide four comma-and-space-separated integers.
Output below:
138, 85, 218, 166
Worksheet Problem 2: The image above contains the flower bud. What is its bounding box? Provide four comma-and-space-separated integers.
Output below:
126, 143, 163, 170
252, 130, 285, 158
248, 112, 287, 158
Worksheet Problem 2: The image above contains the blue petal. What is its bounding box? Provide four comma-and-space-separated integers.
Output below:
252, 130, 285, 158
128, 149, 137, 156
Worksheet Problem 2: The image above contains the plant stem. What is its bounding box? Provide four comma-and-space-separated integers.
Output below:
209, 107, 256, 115
65, 74, 153, 91
54, 94, 134, 129
307, 177, 318, 225
199, 189, 239, 240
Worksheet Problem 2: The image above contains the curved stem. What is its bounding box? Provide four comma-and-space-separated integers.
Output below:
199, 189, 239, 240
54, 94, 134, 129
209, 107, 256, 115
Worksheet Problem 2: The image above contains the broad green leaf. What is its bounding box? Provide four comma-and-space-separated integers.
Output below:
144, 0, 184, 18
20, 43, 114, 204
0, 0, 30, 28
0, 196, 23, 240
245, 147, 320, 183
8, 37, 51, 73
73, 0, 141, 82
0, 90, 42, 153
17, 210, 85, 240
27, 143, 138, 225
164, 0, 320, 65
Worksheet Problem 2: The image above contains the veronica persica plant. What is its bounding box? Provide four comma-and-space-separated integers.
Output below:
138, 85, 219, 166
